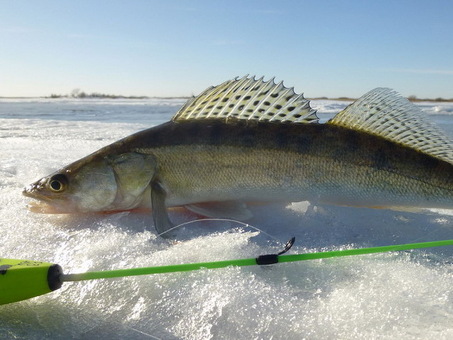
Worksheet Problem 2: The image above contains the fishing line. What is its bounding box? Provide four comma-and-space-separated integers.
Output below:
127, 327, 162, 340
158, 218, 284, 245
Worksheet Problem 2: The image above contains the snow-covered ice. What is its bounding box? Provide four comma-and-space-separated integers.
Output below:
0, 98, 452, 339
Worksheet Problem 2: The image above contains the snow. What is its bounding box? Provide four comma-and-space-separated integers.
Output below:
0, 98, 452, 339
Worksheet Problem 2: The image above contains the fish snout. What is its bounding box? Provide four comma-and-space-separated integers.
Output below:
22, 178, 47, 198
22, 185, 33, 197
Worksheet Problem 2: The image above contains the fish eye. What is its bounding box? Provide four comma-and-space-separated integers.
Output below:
48, 174, 68, 192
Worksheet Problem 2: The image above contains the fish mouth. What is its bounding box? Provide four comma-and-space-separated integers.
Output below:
23, 189, 39, 200
23, 185, 48, 203
26, 200, 63, 214
23, 186, 71, 214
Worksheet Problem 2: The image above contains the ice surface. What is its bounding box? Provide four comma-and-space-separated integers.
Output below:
0, 99, 452, 339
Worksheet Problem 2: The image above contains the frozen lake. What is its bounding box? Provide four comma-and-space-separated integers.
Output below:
0, 97, 452, 339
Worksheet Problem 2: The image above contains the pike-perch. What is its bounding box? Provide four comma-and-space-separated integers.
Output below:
23, 76, 453, 235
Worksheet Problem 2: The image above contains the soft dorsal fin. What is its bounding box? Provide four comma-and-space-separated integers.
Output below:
329, 88, 453, 164
173, 76, 318, 123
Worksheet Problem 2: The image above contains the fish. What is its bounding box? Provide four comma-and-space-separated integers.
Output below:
23, 76, 453, 235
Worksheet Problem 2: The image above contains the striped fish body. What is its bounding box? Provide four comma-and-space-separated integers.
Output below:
134, 119, 453, 209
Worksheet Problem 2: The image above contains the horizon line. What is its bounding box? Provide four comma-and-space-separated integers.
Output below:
1, 94, 453, 102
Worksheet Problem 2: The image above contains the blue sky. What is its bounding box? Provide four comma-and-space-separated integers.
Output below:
1, 0, 452, 98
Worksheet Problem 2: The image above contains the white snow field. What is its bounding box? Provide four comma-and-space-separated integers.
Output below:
0, 98, 452, 339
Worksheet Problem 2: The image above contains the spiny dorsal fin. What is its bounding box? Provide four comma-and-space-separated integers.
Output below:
173, 76, 318, 123
329, 88, 453, 164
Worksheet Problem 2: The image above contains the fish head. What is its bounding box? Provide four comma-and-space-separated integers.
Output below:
23, 152, 157, 214
23, 158, 119, 213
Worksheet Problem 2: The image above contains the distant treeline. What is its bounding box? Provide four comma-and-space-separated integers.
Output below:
407, 95, 453, 103
310, 95, 453, 103
47, 88, 453, 102
48, 88, 149, 99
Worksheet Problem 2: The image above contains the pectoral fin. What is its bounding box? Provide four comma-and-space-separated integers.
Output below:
150, 180, 174, 235
185, 201, 253, 221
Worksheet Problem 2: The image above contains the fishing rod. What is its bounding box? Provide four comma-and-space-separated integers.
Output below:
1, 238, 452, 305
